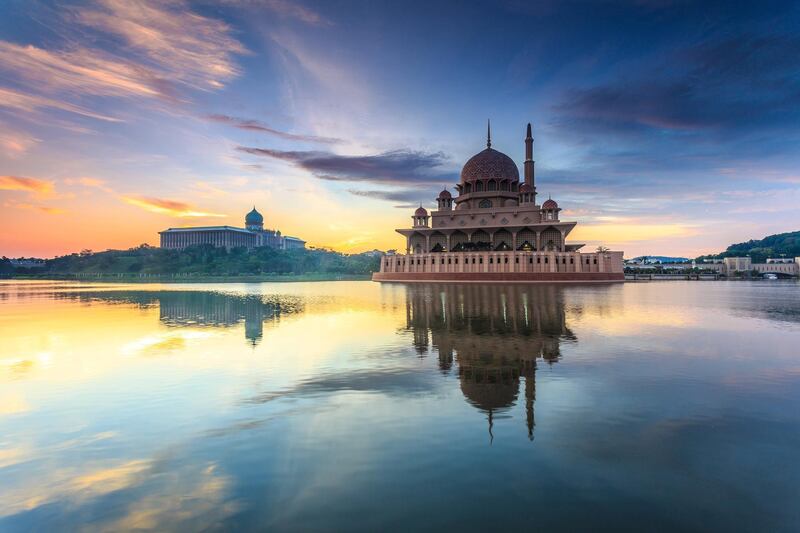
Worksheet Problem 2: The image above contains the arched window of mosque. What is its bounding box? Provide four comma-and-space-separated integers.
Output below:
479, 199, 492, 208
500, 181, 509, 191
465, 183, 472, 193
475, 181, 484, 192
488, 180, 497, 191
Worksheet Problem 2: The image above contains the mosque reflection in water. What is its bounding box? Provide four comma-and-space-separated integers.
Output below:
405, 284, 575, 441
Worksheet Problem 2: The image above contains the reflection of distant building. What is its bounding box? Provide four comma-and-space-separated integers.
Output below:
53, 290, 302, 346
158, 291, 300, 346
406, 284, 575, 441
159, 207, 305, 251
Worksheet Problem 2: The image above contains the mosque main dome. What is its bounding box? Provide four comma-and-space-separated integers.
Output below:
245, 207, 263, 225
460, 147, 520, 184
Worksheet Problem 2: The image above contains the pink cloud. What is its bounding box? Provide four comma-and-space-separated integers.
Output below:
122, 195, 225, 218
0, 175, 55, 195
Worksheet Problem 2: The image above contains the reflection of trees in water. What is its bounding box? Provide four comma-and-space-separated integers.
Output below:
406, 284, 576, 441
53, 290, 304, 346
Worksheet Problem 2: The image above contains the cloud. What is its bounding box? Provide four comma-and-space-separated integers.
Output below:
0, 175, 55, 195
236, 146, 456, 185
0, 87, 122, 122
0, 0, 247, 125
122, 195, 225, 217
0, 125, 39, 158
64, 177, 114, 193
347, 188, 439, 208
6, 202, 67, 215
554, 34, 800, 137
205, 114, 342, 144
74, 0, 247, 92
0, 42, 161, 99
216, 0, 332, 26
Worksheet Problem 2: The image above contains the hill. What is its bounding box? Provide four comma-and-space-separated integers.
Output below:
698, 230, 800, 263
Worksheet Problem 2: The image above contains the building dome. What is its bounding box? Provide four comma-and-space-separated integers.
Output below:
460, 376, 519, 412
542, 198, 558, 209
460, 148, 520, 184
245, 207, 263, 225
414, 206, 428, 216
519, 182, 533, 193
438, 188, 452, 199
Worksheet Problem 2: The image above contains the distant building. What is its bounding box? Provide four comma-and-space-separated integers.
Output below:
723, 256, 799, 277
361, 249, 385, 258
9, 259, 46, 269
159, 207, 305, 251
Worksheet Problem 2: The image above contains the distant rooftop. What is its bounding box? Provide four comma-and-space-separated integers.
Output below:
159, 226, 253, 234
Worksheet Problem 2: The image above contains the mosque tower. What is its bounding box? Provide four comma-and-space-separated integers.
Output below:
524, 123, 537, 204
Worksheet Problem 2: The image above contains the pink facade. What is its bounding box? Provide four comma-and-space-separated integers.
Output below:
375, 251, 624, 282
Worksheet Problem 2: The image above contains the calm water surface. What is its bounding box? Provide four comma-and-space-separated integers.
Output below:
1, 280, 799, 532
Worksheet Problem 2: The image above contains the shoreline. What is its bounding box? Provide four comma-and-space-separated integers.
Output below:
1, 273, 373, 283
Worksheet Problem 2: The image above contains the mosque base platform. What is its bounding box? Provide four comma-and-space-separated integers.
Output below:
372, 272, 625, 283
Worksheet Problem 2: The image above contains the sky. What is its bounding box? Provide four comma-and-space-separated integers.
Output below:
1, 0, 799, 258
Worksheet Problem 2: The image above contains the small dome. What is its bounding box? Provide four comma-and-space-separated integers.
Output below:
542, 198, 558, 210
414, 206, 428, 216
519, 183, 533, 193
460, 148, 520, 184
245, 207, 263, 225
438, 188, 452, 199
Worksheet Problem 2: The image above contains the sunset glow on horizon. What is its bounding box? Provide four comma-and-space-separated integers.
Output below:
2, 1, 799, 258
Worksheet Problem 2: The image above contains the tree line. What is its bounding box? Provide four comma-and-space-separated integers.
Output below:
1, 244, 381, 277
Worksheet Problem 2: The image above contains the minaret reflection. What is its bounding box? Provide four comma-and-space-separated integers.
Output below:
406, 284, 575, 441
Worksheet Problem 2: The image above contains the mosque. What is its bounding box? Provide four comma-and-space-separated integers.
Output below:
159, 207, 305, 251
373, 122, 624, 282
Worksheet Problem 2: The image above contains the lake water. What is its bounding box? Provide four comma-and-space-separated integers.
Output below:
1, 280, 799, 532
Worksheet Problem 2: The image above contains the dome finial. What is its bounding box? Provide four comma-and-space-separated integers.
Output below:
487, 119, 491, 149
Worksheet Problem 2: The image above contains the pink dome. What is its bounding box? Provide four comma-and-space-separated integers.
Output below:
438, 188, 452, 199
519, 183, 533, 193
460, 148, 519, 184
414, 206, 428, 216
542, 198, 558, 209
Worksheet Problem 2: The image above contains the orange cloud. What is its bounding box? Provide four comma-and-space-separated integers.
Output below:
65, 177, 114, 193
122, 195, 224, 218
8, 203, 67, 215
0, 175, 55, 195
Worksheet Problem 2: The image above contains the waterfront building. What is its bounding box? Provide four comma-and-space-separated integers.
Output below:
159, 207, 305, 251
723, 256, 799, 277
373, 122, 624, 283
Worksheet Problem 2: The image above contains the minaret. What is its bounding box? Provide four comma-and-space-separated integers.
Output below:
487, 119, 492, 149
524, 123, 536, 202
